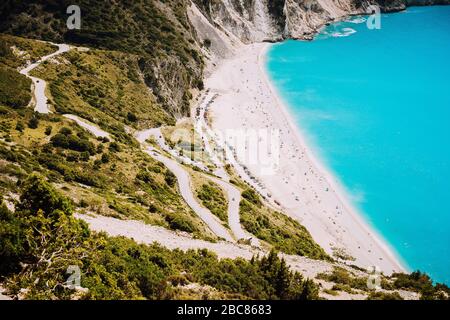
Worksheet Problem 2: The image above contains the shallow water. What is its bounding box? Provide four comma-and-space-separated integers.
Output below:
267, 6, 450, 284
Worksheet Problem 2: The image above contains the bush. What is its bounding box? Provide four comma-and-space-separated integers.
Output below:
127, 112, 137, 122
136, 170, 155, 184
242, 188, 262, 207
196, 182, 227, 222
101, 153, 110, 163
28, 116, 39, 129
0, 203, 26, 275
15, 122, 24, 132
0, 66, 31, 109
1, 174, 320, 300
44, 126, 52, 135
164, 170, 176, 188
163, 212, 196, 233
316, 267, 367, 291
59, 127, 72, 135
18, 174, 72, 216
51, 132, 95, 154
109, 142, 121, 152
391, 271, 450, 300
367, 291, 403, 300
50, 133, 69, 148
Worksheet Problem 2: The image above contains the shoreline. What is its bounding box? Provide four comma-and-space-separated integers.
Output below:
257, 43, 408, 273
205, 42, 407, 275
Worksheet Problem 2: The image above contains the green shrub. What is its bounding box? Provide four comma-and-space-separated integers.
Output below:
28, 116, 39, 129
367, 291, 403, 300
196, 182, 227, 223
163, 212, 196, 234
391, 271, 450, 300
1, 175, 320, 300
240, 199, 328, 260
17, 173, 72, 217
0, 203, 26, 275
241, 188, 262, 207
317, 267, 368, 291
0, 66, 31, 109
164, 170, 176, 188
44, 126, 52, 135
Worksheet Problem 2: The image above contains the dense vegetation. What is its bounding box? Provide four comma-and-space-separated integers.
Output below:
387, 271, 450, 300
239, 188, 329, 260
0, 0, 204, 117
196, 181, 228, 223
31, 48, 174, 130
0, 66, 31, 109
317, 267, 450, 300
0, 174, 319, 300
0, 34, 57, 111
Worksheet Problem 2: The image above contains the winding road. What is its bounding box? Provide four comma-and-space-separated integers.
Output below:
22, 41, 253, 245
136, 129, 235, 242
20, 43, 70, 113
194, 92, 260, 245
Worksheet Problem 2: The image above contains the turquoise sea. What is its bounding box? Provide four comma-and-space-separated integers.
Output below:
267, 6, 450, 284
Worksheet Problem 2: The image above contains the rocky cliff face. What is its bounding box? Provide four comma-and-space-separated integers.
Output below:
191, 0, 450, 44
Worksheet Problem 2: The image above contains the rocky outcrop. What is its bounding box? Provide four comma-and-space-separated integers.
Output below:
191, 0, 450, 44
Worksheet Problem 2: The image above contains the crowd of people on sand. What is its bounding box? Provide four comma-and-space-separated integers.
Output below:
201, 44, 400, 270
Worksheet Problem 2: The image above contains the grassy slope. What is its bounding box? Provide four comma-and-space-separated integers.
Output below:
0, 176, 319, 300
239, 190, 329, 260
0, 34, 58, 110
0, 35, 216, 241
190, 170, 229, 225
223, 163, 329, 259
31, 47, 174, 130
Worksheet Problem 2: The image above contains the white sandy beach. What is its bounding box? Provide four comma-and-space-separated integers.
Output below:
204, 42, 407, 275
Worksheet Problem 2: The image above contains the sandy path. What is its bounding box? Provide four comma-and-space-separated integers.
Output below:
63, 114, 110, 139
193, 92, 259, 245
76, 213, 334, 279
18, 42, 111, 141
205, 43, 406, 275
76, 213, 252, 259
136, 130, 235, 242
207, 175, 258, 245
20, 43, 70, 114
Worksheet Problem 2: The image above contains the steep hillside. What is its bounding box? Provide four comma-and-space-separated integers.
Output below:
0, 0, 205, 118
1, 0, 449, 301
0, 34, 216, 241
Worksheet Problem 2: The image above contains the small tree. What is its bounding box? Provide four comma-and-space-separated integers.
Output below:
28, 116, 39, 129
18, 174, 72, 218
44, 126, 52, 135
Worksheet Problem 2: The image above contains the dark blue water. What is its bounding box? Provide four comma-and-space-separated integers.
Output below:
267, 6, 450, 284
